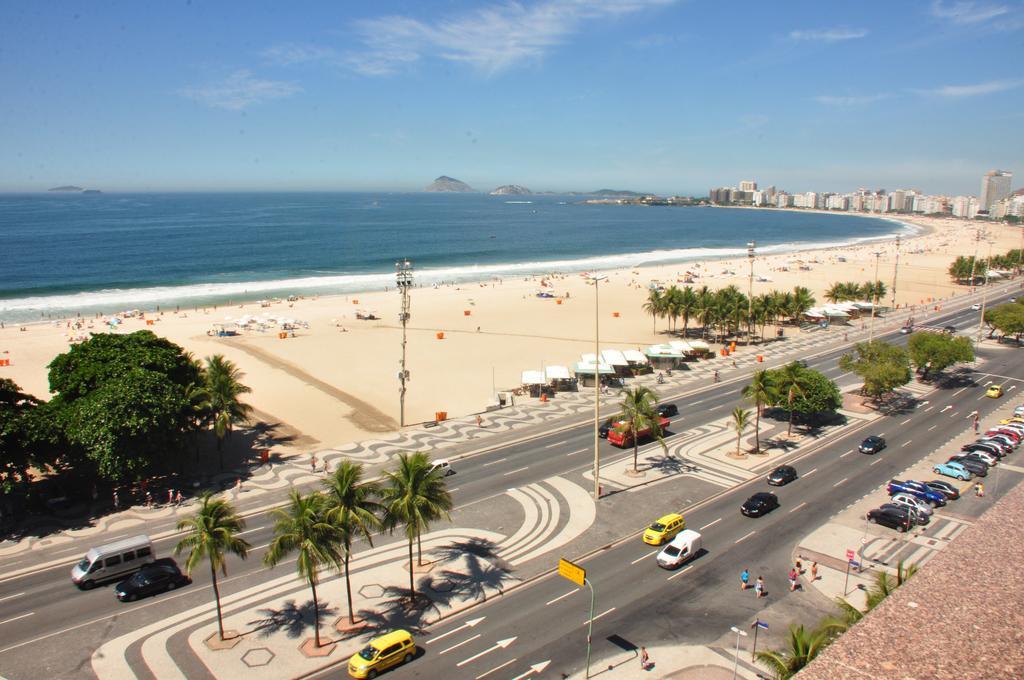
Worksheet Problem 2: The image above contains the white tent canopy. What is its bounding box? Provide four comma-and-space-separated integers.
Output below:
574, 361, 615, 375
645, 344, 683, 358
623, 349, 648, 364
687, 339, 710, 351
545, 365, 571, 381
600, 349, 629, 366
521, 370, 547, 385
668, 340, 694, 353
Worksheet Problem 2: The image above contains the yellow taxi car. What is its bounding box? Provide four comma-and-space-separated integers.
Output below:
348, 629, 415, 678
642, 513, 685, 545
986, 385, 1004, 398
999, 417, 1024, 425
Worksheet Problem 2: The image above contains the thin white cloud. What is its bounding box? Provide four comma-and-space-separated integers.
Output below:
929, 0, 1009, 24
918, 79, 1023, 97
263, 43, 340, 66
814, 93, 889, 106
341, 0, 676, 76
179, 70, 302, 110
789, 28, 868, 42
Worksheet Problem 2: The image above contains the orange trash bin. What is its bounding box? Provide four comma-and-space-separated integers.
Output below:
436, 331, 445, 339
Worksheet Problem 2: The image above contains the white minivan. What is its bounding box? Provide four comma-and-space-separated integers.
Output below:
71, 534, 154, 589
656, 529, 702, 569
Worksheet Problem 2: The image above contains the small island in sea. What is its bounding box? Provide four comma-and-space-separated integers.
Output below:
490, 184, 531, 195
48, 185, 85, 192
425, 175, 475, 192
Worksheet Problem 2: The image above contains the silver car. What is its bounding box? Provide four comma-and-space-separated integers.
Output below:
890, 493, 933, 517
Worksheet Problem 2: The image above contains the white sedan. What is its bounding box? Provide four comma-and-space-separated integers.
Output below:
971, 303, 982, 310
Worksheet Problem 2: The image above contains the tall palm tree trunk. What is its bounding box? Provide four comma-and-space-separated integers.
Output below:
343, 553, 355, 624
416, 529, 424, 566
633, 438, 640, 473
211, 562, 226, 640
407, 536, 416, 595
754, 404, 761, 453
310, 579, 321, 647
788, 389, 795, 437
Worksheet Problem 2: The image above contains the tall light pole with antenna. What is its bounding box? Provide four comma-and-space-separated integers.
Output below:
890, 234, 900, 311
869, 250, 881, 342
590, 274, 607, 501
395, 258, 413, 427
977, 238, 994, 345
747, 241, 756, 343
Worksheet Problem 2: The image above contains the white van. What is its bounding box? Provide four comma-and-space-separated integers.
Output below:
656, 529, 702, 569
71, 534, 154, 589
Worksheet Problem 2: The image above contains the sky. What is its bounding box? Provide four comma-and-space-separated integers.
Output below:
1, 0, 1022, 196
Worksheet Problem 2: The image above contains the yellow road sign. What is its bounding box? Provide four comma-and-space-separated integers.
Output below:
558, 558, 586, 587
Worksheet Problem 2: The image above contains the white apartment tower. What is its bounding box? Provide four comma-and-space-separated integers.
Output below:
980, 170, 1012, 211
739, 180, 757, 192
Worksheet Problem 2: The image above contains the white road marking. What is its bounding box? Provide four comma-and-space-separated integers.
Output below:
503, 467, 529, 476
631, 550, 658, 565
667, 564, 695, 581
457, 638, 518, 667
788, 502, 807, 514
925, 406, 934, 412
239, 525, 266, 535
833, 477, 848, 488
902, 441, 912, 448
545, 590, 577, 606
583, 607, 616, 626
0, 612, 34, 626
691, 399, 705, 406
928, 425, 937, 431
804, 467, 818, 477
479, 659, 519, 679
440, 634, 481, 655
483, 458, 508, 467
870, 458, 883, 466
566, 448, 586, 456
840, 451, 852, 458
735, 531, 756, 544
699, 517, 722, 531
953, 388, 967, 396
0, 592, 25, 603
427, 618, 486, 645
545, 440, 569, 449
941, 405, 952, 412
900, 418, 912, 425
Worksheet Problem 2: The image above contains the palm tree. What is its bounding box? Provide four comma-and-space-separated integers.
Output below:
694, 285, 715, 338
204, 355, 254, 470
824, 282, 844, 304
322, 462, 383, 626
742, 370, 775, 453
790, 286, 815, 323
755, 624, 832, 680
775, 362, 808, 437
642, 288, 663, 334
618, 386, 666, 472
663, 285, 681, 332
381, 452, 453, 597
175, 493, 251, 641
264, 490, 339, 647
730, 407, 751, 458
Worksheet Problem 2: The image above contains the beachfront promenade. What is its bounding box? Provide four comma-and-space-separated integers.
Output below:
1, 279, 1020, 679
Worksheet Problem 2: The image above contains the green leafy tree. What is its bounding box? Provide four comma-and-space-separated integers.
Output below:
766, 364, 841, 435
381, 452, 453, 597
617, 386, 666, 472
838, 340, 912, 401
642, 288, 663, 334
789, 286, 815, 323
742, 370, 776, 453
264, 490, 339, 648
906, 332, 975, 379
204, 355, 253, 470
322, 462, 383, 626
755, 624, 833, 680
0, 379, 46, 494
730, 407, 751, 458
984, 303, 1024, 341
175, 493, 251, 640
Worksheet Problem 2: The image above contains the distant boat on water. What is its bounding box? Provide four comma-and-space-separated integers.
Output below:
505, 200, 533, 204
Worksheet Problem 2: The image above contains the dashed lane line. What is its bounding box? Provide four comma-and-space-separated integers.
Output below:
735, 531, 756, 544
699, 517, 722, 531
804, 467, 818, 477
483, 457, 508, 467
566, 448, 586, 456
583, 607, 616, 626
840, 450, 852, 458
631, 550, 658, 565
953, 388, 967, 396
925, 406, 934, 412
546, 590, 577, 607
870, 458, 883, 466
833, 477, 848, 487
902, 441, 912, 448
928, 425, 937, 431
788, 502, 807, 514
0, 612, 34, 626
545, 440, 569, 449
900, 418, 912, 425
439, 634, 481, 655
0, 592, 24, 603
503, 466, 530, 476
667, 564, 695, 581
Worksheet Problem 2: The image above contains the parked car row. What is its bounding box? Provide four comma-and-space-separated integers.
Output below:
935, 418, 1023, 481
869, 474, 964, 532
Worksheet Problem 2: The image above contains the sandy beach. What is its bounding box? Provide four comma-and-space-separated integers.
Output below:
2, 213, 1019, 455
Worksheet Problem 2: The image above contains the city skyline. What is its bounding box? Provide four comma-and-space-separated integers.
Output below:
2, 0, 1023, 194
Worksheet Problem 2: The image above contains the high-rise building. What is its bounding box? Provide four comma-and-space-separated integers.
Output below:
739, 180, 757, 192
980, 170, 1012, 211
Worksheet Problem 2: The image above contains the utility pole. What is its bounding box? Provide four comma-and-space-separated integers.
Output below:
890, 234, 900, 310
591, 275, 607, 501
747, 241, 756, 343
977, 238, 994, 345
968, 228, 981, 294
869, 251, 881, 342
395, 259, 413, 427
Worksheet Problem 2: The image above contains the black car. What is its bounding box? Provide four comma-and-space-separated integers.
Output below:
880, 502, 929, 526
943, 325, 957, 334
656, 403, 679, 418
924, 480, 961, 500
962, 442, 1005, 457
859, 436, 886, 454
766, 465, 797, 486
867, 506, 912, 532
948, 455, 989, 477
741, 492, 779, 517
598, 417, 617, 439
115, 563, 190, 602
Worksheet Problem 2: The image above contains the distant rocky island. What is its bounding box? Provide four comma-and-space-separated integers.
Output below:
490, 184, 531, 195
425, 176, 475, 192
47, 185, 102, 194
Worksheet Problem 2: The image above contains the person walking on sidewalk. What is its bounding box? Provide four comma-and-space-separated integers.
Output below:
755, 576, 765, 598
639, 647, 653, 671
810, 562, 818, 582
975, 481, 985, 497
740, 568, 750, 590
788, 567, 799, 591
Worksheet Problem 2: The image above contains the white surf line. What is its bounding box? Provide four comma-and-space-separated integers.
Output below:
900, 418, 912, 425
439, 634, 482, 655
804, 467, 818, 477
583, 607, 616, 626
477, 658, 519, 680
699, 517, 722, 531
0, 592, 25, 603
544, 440, 570, 449
902, 441, 912, 447
631, 550, 658, 565
735, 531, 755, 544
482, 457, 508, 467
788, 502, 807, 514
833, 477, 848, 488
503, 466, 530, 476
667, 564, 694, 581
0, 612, 33, 626
546, 589, 577, 606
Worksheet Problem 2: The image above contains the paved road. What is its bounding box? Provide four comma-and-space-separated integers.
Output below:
0, 289, 1017, 678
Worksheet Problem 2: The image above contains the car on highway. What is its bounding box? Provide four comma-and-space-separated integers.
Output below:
867, 506, 912, 532
347, 629, 416, 679
943, 325, 957, 334
971, 303, 982, 310
924, 480, 961, 500
987, 385, 1004, 398
115, 562, 190, 602
1011, 297, 1018, 303
889, 493, 933, 517
886, 479, 947, 506
947, 455, 988, 477
933, 461, 972, 480
657, 403, 679, 417
859, 436, 887, 455
656, 529, 702, 569
740, 492, 779, 517
880, 502, 928, 526
643, 513, 686, 545
429, 459, 455, 476
899, 325, 913, 334
766, 465, 797, 486
598, 416, 620, 439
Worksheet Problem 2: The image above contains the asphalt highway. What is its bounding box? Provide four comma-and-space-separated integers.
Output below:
0, 288, 1018, 678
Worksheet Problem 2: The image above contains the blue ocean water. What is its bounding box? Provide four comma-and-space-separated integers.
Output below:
0, 192, 909, 322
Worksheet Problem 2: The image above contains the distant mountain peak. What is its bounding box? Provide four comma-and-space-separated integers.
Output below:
426, 176, 475, 192
490, 184, 532, 195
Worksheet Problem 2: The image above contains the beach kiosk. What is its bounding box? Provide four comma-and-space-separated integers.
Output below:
573, 359, 615, 388
622, 349, 651, 375
644, 344, 684, 370
544, 365, 575, 392
600, 349, 632, 378
520, 370, 547, 398
685, 339, 711, 357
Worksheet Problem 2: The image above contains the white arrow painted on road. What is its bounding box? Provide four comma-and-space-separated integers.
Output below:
427, 617, 486, 645
511, 660, 552, 679
917, 400, 929, 408
1010, 385, 1018, 391
457, 637, 517, 667
941, 405, 952, 413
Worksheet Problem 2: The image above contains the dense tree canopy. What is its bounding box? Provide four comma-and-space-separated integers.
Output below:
764, 363, 842, 422
906, 332, 975, 379
838, 340, 912, 400
0, 379, 45, 493
984, 302, 1024, 341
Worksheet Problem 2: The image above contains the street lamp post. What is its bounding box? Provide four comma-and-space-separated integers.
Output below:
395, 259, 413, 427
869, 251, 881, 343
747, 241, 756, 343
977, 239, 994, 345
730, 625, 748, 680
968, 228, 981, 295
591, 275, 607, 501
890, 234, 900, 311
